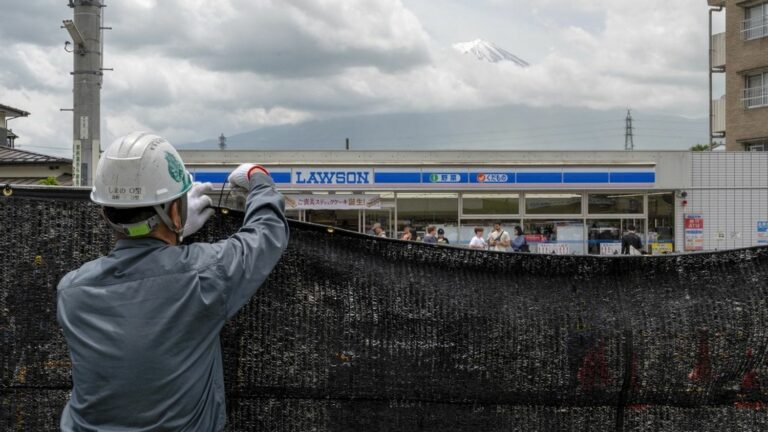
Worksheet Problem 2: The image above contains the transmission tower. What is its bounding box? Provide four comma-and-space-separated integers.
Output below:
624, 109, 634, 151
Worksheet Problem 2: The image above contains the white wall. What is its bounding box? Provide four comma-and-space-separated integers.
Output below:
679, 152, 768, 251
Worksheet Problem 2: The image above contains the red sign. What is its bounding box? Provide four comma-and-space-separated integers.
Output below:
684, 217, 703, 230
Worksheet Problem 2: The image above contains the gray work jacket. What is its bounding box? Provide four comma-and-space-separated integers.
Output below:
57, 173, 288, 432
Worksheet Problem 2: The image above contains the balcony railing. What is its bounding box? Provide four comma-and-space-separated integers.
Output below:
743, 86, 768, 108
742, 15, 768, 40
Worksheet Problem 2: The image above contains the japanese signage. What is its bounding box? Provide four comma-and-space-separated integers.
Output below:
651, 242, 674, 255
684, 213, 704, 251
758, 221, 768, 245
536, 243, 571, 255
600, 243, 622, 256
285, 194, 381, 210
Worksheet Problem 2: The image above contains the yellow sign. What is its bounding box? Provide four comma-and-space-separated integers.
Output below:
651, 242, 674, 255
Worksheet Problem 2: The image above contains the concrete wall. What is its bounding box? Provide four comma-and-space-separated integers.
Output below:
681, 152, 768, 249
723, 0, 768, 150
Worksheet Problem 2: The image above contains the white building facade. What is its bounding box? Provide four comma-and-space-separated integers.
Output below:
179, 150, 768, 255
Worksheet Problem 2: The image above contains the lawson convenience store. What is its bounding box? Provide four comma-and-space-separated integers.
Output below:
180, 150, 691, 255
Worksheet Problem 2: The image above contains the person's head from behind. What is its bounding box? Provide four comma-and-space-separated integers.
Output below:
403, 226, 411, 234
437, 228, 445, 237
627, 225, 636, 232
514, 226, 524, 236
427, 225, 436, 235
91, 132, 193, 246
474, 227, 484, 237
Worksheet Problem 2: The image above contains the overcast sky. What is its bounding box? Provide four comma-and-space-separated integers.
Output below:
1, 0, 724, 157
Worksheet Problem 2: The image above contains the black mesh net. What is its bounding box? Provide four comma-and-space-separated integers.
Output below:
2, 187, 768, 431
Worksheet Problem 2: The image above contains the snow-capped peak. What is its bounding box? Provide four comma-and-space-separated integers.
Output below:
453, 39, 529, 67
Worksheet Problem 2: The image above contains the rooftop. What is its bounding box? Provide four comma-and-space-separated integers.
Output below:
0, 103, 30, 118
0, 146, 71, 165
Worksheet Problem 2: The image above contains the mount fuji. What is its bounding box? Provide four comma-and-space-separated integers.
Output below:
453, 39, 529, 67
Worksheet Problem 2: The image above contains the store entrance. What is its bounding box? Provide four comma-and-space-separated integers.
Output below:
305, 210, 360, 233
587, 218, 646, 255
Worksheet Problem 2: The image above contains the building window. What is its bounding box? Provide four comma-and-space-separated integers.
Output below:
586, 219, 646, 255
461, 193, 519, 216
525, 193, 582, 215
744, 72, 768, 108
744, 141, 768, 151
743, 2, 768, 40
523, 219, 585, 255
396, 193, 459, 243
588, 193, 644, 214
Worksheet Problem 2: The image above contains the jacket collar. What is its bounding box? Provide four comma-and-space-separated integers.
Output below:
113, 237, 170, 251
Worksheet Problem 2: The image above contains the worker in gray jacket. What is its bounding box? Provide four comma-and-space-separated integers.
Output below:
57, 132, 289, 432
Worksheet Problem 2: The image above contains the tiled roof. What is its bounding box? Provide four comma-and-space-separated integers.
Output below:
0, 174, 73, 186
0, 103, 30, 117
0, 146, 71, 165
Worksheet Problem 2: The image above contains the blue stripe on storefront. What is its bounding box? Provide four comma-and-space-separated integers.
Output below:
192, 172, 292, 184
610, 172, 655, 183
374, 172, 422, 183
192, 172, 228, 183
270, 172, 292, 183
563, 172, 610, 183
516, 172, 563, 183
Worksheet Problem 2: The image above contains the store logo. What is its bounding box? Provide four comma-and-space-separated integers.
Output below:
294, 170, 372, 185
476, 173, 509, 183
429, 173, 462, 183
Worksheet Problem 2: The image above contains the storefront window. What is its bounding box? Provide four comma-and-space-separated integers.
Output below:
588, 193, 644, 214
524, 220, 585, 255
648, 192, 675, 254
397, 193, 459, 243
306, 210, 359, 232
586, 219, 646, 255
525, 194, 582, 215
458, 219, 522, 245
461, 194, 519, 215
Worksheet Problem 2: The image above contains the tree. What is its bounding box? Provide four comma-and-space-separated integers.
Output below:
690, 144, 711, 152
39, 176, 59, 186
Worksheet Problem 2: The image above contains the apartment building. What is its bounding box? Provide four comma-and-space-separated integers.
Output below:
709, 0, 768, 151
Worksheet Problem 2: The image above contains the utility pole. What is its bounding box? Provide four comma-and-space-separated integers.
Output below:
64, 0, 103, 186
624, 109, 634, 151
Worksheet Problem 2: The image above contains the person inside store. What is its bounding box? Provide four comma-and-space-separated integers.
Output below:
511, 226, 529, 252
436, 228, 450, 245
373, 224, 387, 238
621, 224, 643, 255
423, 225, 438, 244
469, 227, 488, 250
400, 225, 413, 241
488, 222, 511, 252
367, 222, 381, 236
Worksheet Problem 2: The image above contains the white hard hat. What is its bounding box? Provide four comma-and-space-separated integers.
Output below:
92, 131, 192, 207
92, 132, 193, 239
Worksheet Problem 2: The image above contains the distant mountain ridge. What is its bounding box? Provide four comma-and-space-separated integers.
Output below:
179, 105, 707, 152
453, 39, 529, 67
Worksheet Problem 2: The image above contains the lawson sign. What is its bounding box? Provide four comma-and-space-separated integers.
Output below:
292, 169, 373, 185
